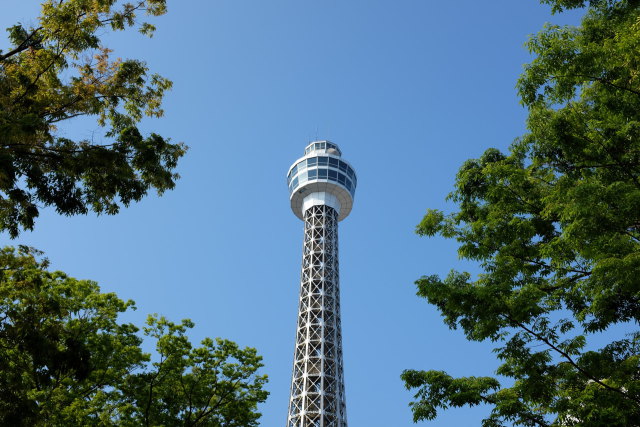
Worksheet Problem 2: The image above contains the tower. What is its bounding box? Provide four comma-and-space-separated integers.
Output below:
286, 141, 357, 427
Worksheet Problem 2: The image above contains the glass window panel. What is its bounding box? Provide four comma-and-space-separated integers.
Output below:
299, 172, 308, 183
318, 157, 328, 166
346, 178, 352, 190
347, 167, 354, 179
292, 177, 298, 188
291, 164, 298, 176
328, 169, 337, 180
307, 158, 317, 166
308, 169, 317, 179
329, 157, 339, 167
338, 161, 347, 172
338, 173, 346, 184
318, 169, 328, 179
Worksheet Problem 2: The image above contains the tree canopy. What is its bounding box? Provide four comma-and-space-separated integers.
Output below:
403, 0, 640, 425
0, 0, 186, 237
0, 246, 268, 426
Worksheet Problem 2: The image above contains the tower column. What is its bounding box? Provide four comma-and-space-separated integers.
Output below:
286, 140, 356, 427
287, 205, 347, 427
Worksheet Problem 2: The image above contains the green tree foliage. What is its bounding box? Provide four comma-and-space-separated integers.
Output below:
402, 0, 640, 425
0, 0, 186, 237
0, 246, 268, 426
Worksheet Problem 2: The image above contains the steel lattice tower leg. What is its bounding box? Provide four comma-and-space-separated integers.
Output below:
287, 205, 347, 427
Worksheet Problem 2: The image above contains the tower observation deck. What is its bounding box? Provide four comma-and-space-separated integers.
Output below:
286, 141, 356, 427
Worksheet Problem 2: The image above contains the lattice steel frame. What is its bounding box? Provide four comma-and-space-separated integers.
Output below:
287, 205, 347, 427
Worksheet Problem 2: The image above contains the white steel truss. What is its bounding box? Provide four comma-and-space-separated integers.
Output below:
287, 205, 347, 427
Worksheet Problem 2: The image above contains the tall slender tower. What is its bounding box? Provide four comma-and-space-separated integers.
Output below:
286, 141, 357, 427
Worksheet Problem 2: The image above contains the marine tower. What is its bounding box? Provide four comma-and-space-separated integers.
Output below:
286, 141, 357, 427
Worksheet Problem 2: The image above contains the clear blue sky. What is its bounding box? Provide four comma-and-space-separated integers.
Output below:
2, 1, 583, 425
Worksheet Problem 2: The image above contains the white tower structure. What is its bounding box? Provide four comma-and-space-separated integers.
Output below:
286, 141, 357, 427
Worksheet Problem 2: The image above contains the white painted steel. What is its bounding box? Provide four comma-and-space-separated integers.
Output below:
286, 205, 347, 427
290, 182, 352, 222
302, 192, 341, 216
286, 142, 355, 427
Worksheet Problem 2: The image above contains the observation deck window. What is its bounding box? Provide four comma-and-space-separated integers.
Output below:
302, 141, 342, 156
288, 157, 355, 180
297, 160, 307, 173
346, 167, 354, 180
288, 159, 356, 197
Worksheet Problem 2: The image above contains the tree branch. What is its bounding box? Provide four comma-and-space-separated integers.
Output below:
505, 314, 640, 405
0, 27, 43, 61
566, 73, 640, 97
479, 395, 550, 427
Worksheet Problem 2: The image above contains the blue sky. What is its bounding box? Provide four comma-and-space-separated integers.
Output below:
2, 1, 584, 425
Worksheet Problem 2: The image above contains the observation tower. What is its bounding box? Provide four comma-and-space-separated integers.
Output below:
286, 141, 357, 427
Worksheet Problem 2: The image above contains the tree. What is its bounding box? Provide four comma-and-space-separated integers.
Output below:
402, 0, 640, 425
0, 246, 268, 426
0, 0, 186, 238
